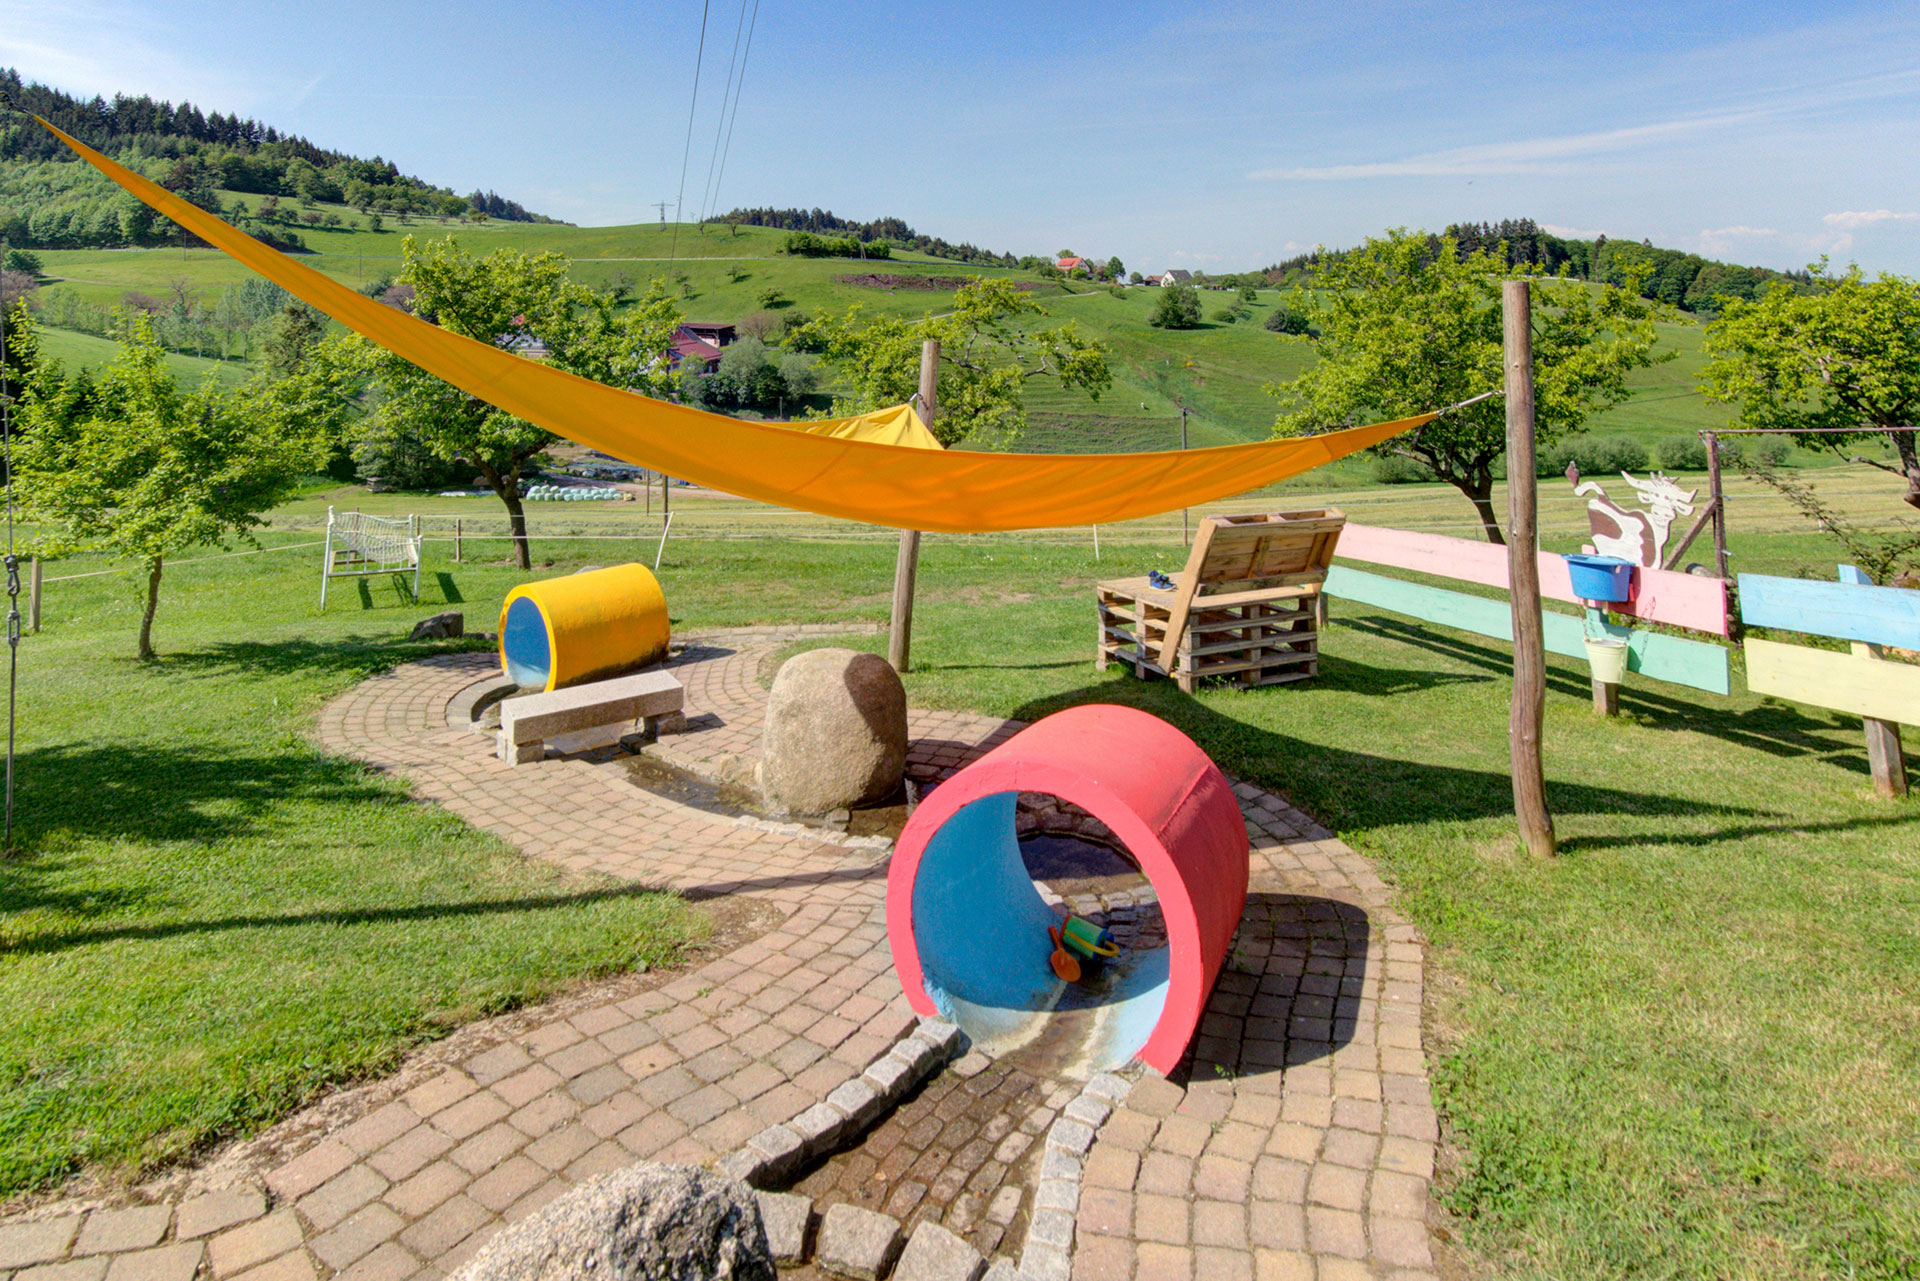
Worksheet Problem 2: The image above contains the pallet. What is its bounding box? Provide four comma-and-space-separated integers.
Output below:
1094, 510, 1344, 693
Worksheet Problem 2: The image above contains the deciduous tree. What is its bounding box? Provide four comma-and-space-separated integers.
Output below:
1270, 230, 1664, 544
1148, 284, 1201, 330
15, 313, 329, 657
1700, 264, 1920, 508
357, 236, 681, 566
792, 278, 1110, 447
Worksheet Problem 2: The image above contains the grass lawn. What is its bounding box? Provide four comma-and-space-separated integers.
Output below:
1, 536, 706, 1202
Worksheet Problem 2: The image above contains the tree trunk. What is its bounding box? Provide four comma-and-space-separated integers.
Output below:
1461, 482, 1507, 545
138, 555, 162, 660
502, 491, 532, 569
1894, 428, 1920, 510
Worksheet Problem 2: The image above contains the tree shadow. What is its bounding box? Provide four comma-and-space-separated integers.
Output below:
1170, 893, 1368, 1084
1313, 651, 1492, 697
10, 741, 398, 849
5, 881, 677, 958
1006, 681, 1766, 833
435, 572, 465, 604
161, 634, 491, 683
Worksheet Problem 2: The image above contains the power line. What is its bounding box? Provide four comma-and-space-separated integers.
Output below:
695, 0, 751, 227
705, 0, 762, 227
667, 0, 713, 268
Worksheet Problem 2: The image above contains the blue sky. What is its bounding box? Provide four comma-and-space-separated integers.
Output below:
4, 0, 1918, 275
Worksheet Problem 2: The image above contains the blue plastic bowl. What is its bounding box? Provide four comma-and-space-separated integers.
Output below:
1563, 553, 1637, 602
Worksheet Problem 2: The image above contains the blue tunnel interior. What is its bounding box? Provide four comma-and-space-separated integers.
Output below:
501, 597, 552, 690
911, 791, 1170, 1068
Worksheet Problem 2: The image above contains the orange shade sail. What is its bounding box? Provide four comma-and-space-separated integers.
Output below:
27, 114, 1427, 533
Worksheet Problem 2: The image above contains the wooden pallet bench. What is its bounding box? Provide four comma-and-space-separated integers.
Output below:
1096, 509, 1347, 693
496, 669, 686, 765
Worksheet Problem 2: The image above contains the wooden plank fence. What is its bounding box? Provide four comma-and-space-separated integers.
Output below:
1337, 523, 1730, 635
1325, 566, 1732, 695
1740, 565, 1918, 796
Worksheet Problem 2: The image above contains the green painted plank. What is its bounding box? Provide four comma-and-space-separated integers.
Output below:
1325, 566, 1731, 695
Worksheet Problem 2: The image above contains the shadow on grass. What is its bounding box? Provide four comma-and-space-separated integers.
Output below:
159, 634, 493, 683
1338, 614, 1867, 761
8, 741, 398, 853
1007, 681, 1768, 834
4, 881, 674, 957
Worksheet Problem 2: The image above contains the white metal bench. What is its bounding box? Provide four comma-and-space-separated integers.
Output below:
496, 670, 686, 764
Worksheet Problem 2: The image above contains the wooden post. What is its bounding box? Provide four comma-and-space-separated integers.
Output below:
454, 519, 462, 564
1835, 567, 1908, 798
1704, 430, 1729, 579
28, 556, 41, 634
1856, 640, 1909, 798
1504, 280, 1557, 857
889, 339, 937, 674
1592, 677, 1619, 717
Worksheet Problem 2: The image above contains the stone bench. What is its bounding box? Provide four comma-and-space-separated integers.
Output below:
496, 670, 686, 765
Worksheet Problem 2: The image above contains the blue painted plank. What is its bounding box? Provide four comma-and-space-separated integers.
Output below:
1325, 567, 1731, 694
1738, 573, 1920, 649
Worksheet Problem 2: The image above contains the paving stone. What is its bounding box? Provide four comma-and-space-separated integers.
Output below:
1025, 1208, 1075, 1252
816, 1203, 903, 1281
826, 1078, 887, 1131
74, 1207, 171, 1256
894, 1220, 985, 1281
1063, 1096, 1110, 1129
103, 1243, 204, 1281
17, 1259, 109, 1281
1019, 1240, 1071, 1281
746, 1123, 807, 1183
1044, 1120, 1094, 1158
176, 1192, 267, 1242
308, 1204, 404, 1272
0, 1217, 82, 1269
753, 1192, 813, 1265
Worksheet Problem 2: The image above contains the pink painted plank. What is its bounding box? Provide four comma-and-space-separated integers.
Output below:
1334, 523, 1730, 635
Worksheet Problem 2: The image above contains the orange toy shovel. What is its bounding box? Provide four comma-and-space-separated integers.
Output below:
1048, 925, 1082, 982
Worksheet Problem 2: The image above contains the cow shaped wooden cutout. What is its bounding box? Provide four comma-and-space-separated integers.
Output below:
1570, 469, 1699, 568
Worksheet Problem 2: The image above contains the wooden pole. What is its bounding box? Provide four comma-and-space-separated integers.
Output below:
453, 519, 462, 564
1857, 641, 1909, 798
1504, 280, 1557, 857
1704, 431, 1729, 579
28, 556, 41, 634
889, 339, 937, 674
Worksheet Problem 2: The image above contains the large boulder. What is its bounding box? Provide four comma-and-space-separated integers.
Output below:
452, 1163, 774, 1281
759, 648, 907, 815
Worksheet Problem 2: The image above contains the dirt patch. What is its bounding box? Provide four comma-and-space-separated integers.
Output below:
835, 274, 1039, 292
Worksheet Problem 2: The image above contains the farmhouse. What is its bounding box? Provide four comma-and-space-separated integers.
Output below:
1056, 255, 1092, 276
1151, 269, 1192, 286
669, 321, 737, 373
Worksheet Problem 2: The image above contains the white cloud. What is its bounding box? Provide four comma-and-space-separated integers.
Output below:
1543, 223, 1608, 240
1248, 108, 1770, 181
1698, 225, 1776, 255
1822, 209, 1918, 229
1172, 249, 1222, 263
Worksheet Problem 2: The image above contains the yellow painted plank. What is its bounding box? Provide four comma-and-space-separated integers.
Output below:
1744, 638, 1920, 727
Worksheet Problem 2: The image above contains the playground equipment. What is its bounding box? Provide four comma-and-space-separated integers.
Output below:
887, 704, 1248, 1075
498, 563, 669, 692
319, 507, 421, 608
1096, 509, 1347, 692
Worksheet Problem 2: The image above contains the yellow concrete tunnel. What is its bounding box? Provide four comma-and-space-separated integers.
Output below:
498, 563, 671, 692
